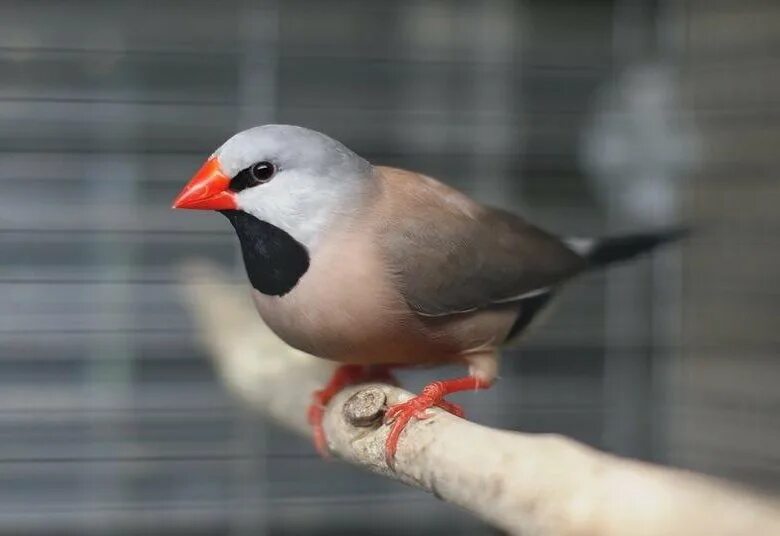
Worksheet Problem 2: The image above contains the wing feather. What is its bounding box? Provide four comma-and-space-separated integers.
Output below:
375, 167, 585, 317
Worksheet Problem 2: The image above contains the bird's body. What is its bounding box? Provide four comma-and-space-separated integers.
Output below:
173, 124, 683, 465
227, 164, 584, 379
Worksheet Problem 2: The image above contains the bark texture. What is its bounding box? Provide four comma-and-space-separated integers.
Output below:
180, 262, 780, 536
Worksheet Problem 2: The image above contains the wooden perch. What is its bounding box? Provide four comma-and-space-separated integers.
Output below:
179, 261, 780, 536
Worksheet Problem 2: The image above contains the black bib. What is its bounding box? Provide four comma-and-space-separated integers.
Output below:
220, 210, 310, 296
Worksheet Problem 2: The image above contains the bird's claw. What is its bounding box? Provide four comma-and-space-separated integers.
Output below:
434, 399, 464, 418
383, 394, 465, 468
384, 396, 463, 423
307, 392, 331, 458
308, 365, 401, 459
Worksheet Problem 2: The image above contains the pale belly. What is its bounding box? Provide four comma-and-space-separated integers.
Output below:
251, 287, 431, 364
248, 230, 518, 365
251, 278, 518, 366
250, 251, 449, 365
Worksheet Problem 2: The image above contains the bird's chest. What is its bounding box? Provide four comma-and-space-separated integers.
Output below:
249, 228, 415, 362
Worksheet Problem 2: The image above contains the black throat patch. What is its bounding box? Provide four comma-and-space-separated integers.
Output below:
220, 210, 310, 297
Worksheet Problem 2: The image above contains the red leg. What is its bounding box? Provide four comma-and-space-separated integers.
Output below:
383, 376, 492, 468
308, 364, 401, 457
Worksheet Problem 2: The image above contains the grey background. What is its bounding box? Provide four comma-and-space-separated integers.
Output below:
0, 0, 777, 534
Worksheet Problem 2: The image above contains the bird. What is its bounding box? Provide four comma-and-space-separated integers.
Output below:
172, 124, 684, 467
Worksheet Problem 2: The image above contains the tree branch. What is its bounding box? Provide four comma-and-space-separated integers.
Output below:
179, 261, 780, 536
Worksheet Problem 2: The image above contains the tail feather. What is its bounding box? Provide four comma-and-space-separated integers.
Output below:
567, 228, 687, 269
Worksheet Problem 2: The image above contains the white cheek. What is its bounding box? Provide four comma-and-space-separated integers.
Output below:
235, 172, 339, 250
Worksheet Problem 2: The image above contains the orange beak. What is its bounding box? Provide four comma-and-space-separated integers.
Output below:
172, 157, 237, 210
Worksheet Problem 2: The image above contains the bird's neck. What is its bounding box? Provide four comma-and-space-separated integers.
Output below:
220, 210, 310, 297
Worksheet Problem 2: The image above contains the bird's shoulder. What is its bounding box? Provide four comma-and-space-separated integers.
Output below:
374, 165, 482, 219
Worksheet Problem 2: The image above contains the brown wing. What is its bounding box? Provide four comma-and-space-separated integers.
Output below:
375, 167, 586, 317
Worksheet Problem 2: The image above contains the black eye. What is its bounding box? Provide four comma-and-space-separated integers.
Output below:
251, 161, 275, 182
229, 161, 276, 192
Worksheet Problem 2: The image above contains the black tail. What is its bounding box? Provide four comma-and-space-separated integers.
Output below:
573, 228, 687, 269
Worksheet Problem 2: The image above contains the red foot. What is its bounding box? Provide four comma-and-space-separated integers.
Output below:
308, 364, 399, 457
383, 376, 492, 468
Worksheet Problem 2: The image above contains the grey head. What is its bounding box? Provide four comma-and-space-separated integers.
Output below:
215, 124, 374, 249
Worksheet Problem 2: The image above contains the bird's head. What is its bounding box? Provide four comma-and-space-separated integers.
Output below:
172, 124, 373, 248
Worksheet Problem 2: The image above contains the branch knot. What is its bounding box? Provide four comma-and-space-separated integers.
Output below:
343, 387, 386, 427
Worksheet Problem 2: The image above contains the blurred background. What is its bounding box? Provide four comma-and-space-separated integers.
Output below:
1, 0, 778, 534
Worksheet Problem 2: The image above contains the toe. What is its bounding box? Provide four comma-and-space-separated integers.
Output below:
312, 424, 330, 458
307, 397, 329, 458
307, 403, 323, 425
383, 396, 439, 467
435, 400, 465, 418
385, 411, 413, 468
384, 399, 413, 424
415, 409, 435, 420
383, 404, 401, 424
